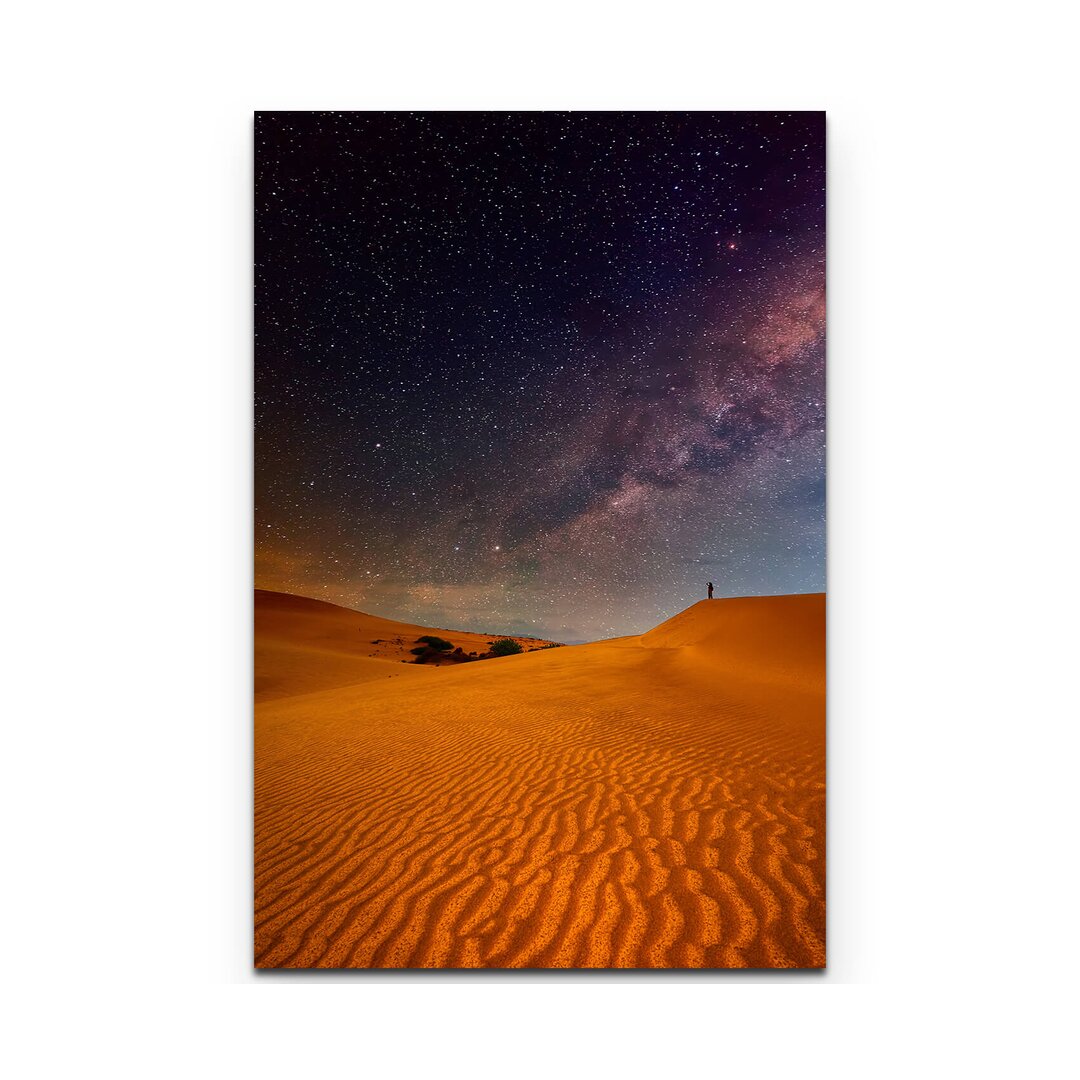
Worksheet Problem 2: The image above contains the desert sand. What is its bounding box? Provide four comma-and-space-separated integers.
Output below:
255, 589, 556, 701
255, 589, 825, 968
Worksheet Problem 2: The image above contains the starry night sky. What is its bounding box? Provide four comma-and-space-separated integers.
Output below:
255, 112, 824, 643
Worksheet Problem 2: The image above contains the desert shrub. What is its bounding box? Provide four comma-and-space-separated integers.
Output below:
416, 635, 453, 651
540, 642, 563, 650
490, 638, 523, 656
410, 646, 429, 655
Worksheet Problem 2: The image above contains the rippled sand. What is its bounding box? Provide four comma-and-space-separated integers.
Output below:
255, 590, 825, 968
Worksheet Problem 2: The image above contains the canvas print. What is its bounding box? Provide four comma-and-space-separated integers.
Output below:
255, 112, 825, 969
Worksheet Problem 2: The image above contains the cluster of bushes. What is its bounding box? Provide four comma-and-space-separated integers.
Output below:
409, 635, 531, 664
414, 635, 453, 652
409, 635, 455, 663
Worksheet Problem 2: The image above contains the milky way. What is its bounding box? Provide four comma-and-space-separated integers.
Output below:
256, 112, 824, 642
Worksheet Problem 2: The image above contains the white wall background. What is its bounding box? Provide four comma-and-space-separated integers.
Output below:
3, 2, 1076, 1076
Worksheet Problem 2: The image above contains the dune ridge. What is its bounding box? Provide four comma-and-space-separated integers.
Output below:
255, 589, 555, 701
255, 592, 825, 968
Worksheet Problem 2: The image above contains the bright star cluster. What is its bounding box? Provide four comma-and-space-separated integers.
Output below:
256, 112, 824, 642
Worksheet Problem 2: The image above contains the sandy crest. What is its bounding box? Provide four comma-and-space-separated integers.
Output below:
254, 591, 825, 968
255, 589, 556, 701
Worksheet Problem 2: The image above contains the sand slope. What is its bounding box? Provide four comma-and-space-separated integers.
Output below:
255, 592, 825, 968
255, 589, 555, 701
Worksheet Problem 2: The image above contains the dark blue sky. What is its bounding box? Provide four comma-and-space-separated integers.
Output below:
256, 112, 824, 641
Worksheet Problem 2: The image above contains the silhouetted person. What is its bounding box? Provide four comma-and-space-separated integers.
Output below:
707, 581, 714, 600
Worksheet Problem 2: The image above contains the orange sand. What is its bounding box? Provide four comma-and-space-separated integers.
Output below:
255, 590, 825, 968
256, 589, 555, 701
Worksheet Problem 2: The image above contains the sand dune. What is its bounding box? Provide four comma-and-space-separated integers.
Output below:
255, 591, 825, 968
255, 589, 555, 701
